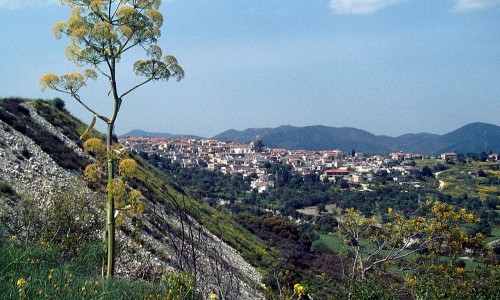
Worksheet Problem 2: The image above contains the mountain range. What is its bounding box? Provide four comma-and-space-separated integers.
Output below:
123, 122, 500, 155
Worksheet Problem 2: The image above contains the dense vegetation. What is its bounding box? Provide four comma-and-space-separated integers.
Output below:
0, 175, 199, 300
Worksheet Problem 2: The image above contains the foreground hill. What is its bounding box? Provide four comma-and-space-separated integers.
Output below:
0, 98, 265, 299
213, 123, 500, 154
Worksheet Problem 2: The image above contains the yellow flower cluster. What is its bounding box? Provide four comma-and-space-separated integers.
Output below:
146, 9, 164, 27
107, 178, 127, 200
294, 283, 305, 297
89, 0, 105, 11
16, 278, 26, 289
83, 138, 106, 157
39, 73, 60, 92
92, 21, 113, 39
84, 163, 101, 182
404, 276, 416, 286
119, 158, 138, 178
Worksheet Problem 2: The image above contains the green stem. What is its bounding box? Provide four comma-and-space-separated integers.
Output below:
106, 122, 115, 277
106, 54, 120, 278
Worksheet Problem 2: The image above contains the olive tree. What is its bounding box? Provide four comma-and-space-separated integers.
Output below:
39, 0, 184, 277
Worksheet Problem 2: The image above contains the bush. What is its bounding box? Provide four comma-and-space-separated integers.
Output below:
310, 240, 329, 253
0, 181, 13, 194
52, 97, 66, 110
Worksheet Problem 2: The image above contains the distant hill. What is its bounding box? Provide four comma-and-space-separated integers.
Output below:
434, 122, 500, 154
120, 129, 202, 139
213, 122, 500, 155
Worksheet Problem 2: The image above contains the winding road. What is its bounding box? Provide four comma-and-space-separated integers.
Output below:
435, 171, 445, 190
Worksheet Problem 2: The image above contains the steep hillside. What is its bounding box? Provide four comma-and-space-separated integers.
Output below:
0, 98, 265, 299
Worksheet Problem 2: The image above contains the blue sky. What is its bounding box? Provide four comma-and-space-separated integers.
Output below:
0, 0, 499, 137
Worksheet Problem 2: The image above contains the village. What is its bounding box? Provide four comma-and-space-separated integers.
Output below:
119, 136, 494, 193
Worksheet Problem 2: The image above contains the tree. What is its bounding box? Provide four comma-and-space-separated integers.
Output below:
337, 202, 488, 280
480, 151, 489, 162
52, 97, 66, 110
421, 165, 433, 177
39, 0, 184, 277
251, 136, 265, 153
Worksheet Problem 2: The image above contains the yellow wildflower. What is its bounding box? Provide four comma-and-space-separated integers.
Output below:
92, 21, 114, 39
107, 178, 127, 200
16, 278, 26, 289
119, 158, 138, 178
84, 163, 101, 182
83, 138, 105, 155
404, 276, 416, 285
294, 283, 305, 296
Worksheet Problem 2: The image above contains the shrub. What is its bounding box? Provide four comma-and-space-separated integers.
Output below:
20, 147, 31, 159
0, 181, 13, 194
52, 97, 66, 110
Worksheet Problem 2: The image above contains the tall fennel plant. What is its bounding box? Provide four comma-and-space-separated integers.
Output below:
39, 0, 184, 277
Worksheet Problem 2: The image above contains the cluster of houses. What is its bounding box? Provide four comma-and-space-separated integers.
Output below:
119, 137, 498, 193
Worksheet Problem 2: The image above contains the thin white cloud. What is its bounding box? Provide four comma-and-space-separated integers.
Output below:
453, 0, 500, 12
0, 0, 58, 10
329, 0, 403, 14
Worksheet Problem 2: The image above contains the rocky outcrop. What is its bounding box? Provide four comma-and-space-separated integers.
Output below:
0, 101, 264, 299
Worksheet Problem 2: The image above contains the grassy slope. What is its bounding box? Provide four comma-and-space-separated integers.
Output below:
0, 238, 199, 300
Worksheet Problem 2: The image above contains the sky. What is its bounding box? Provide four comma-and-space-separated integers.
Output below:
0, 0, 499, 138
